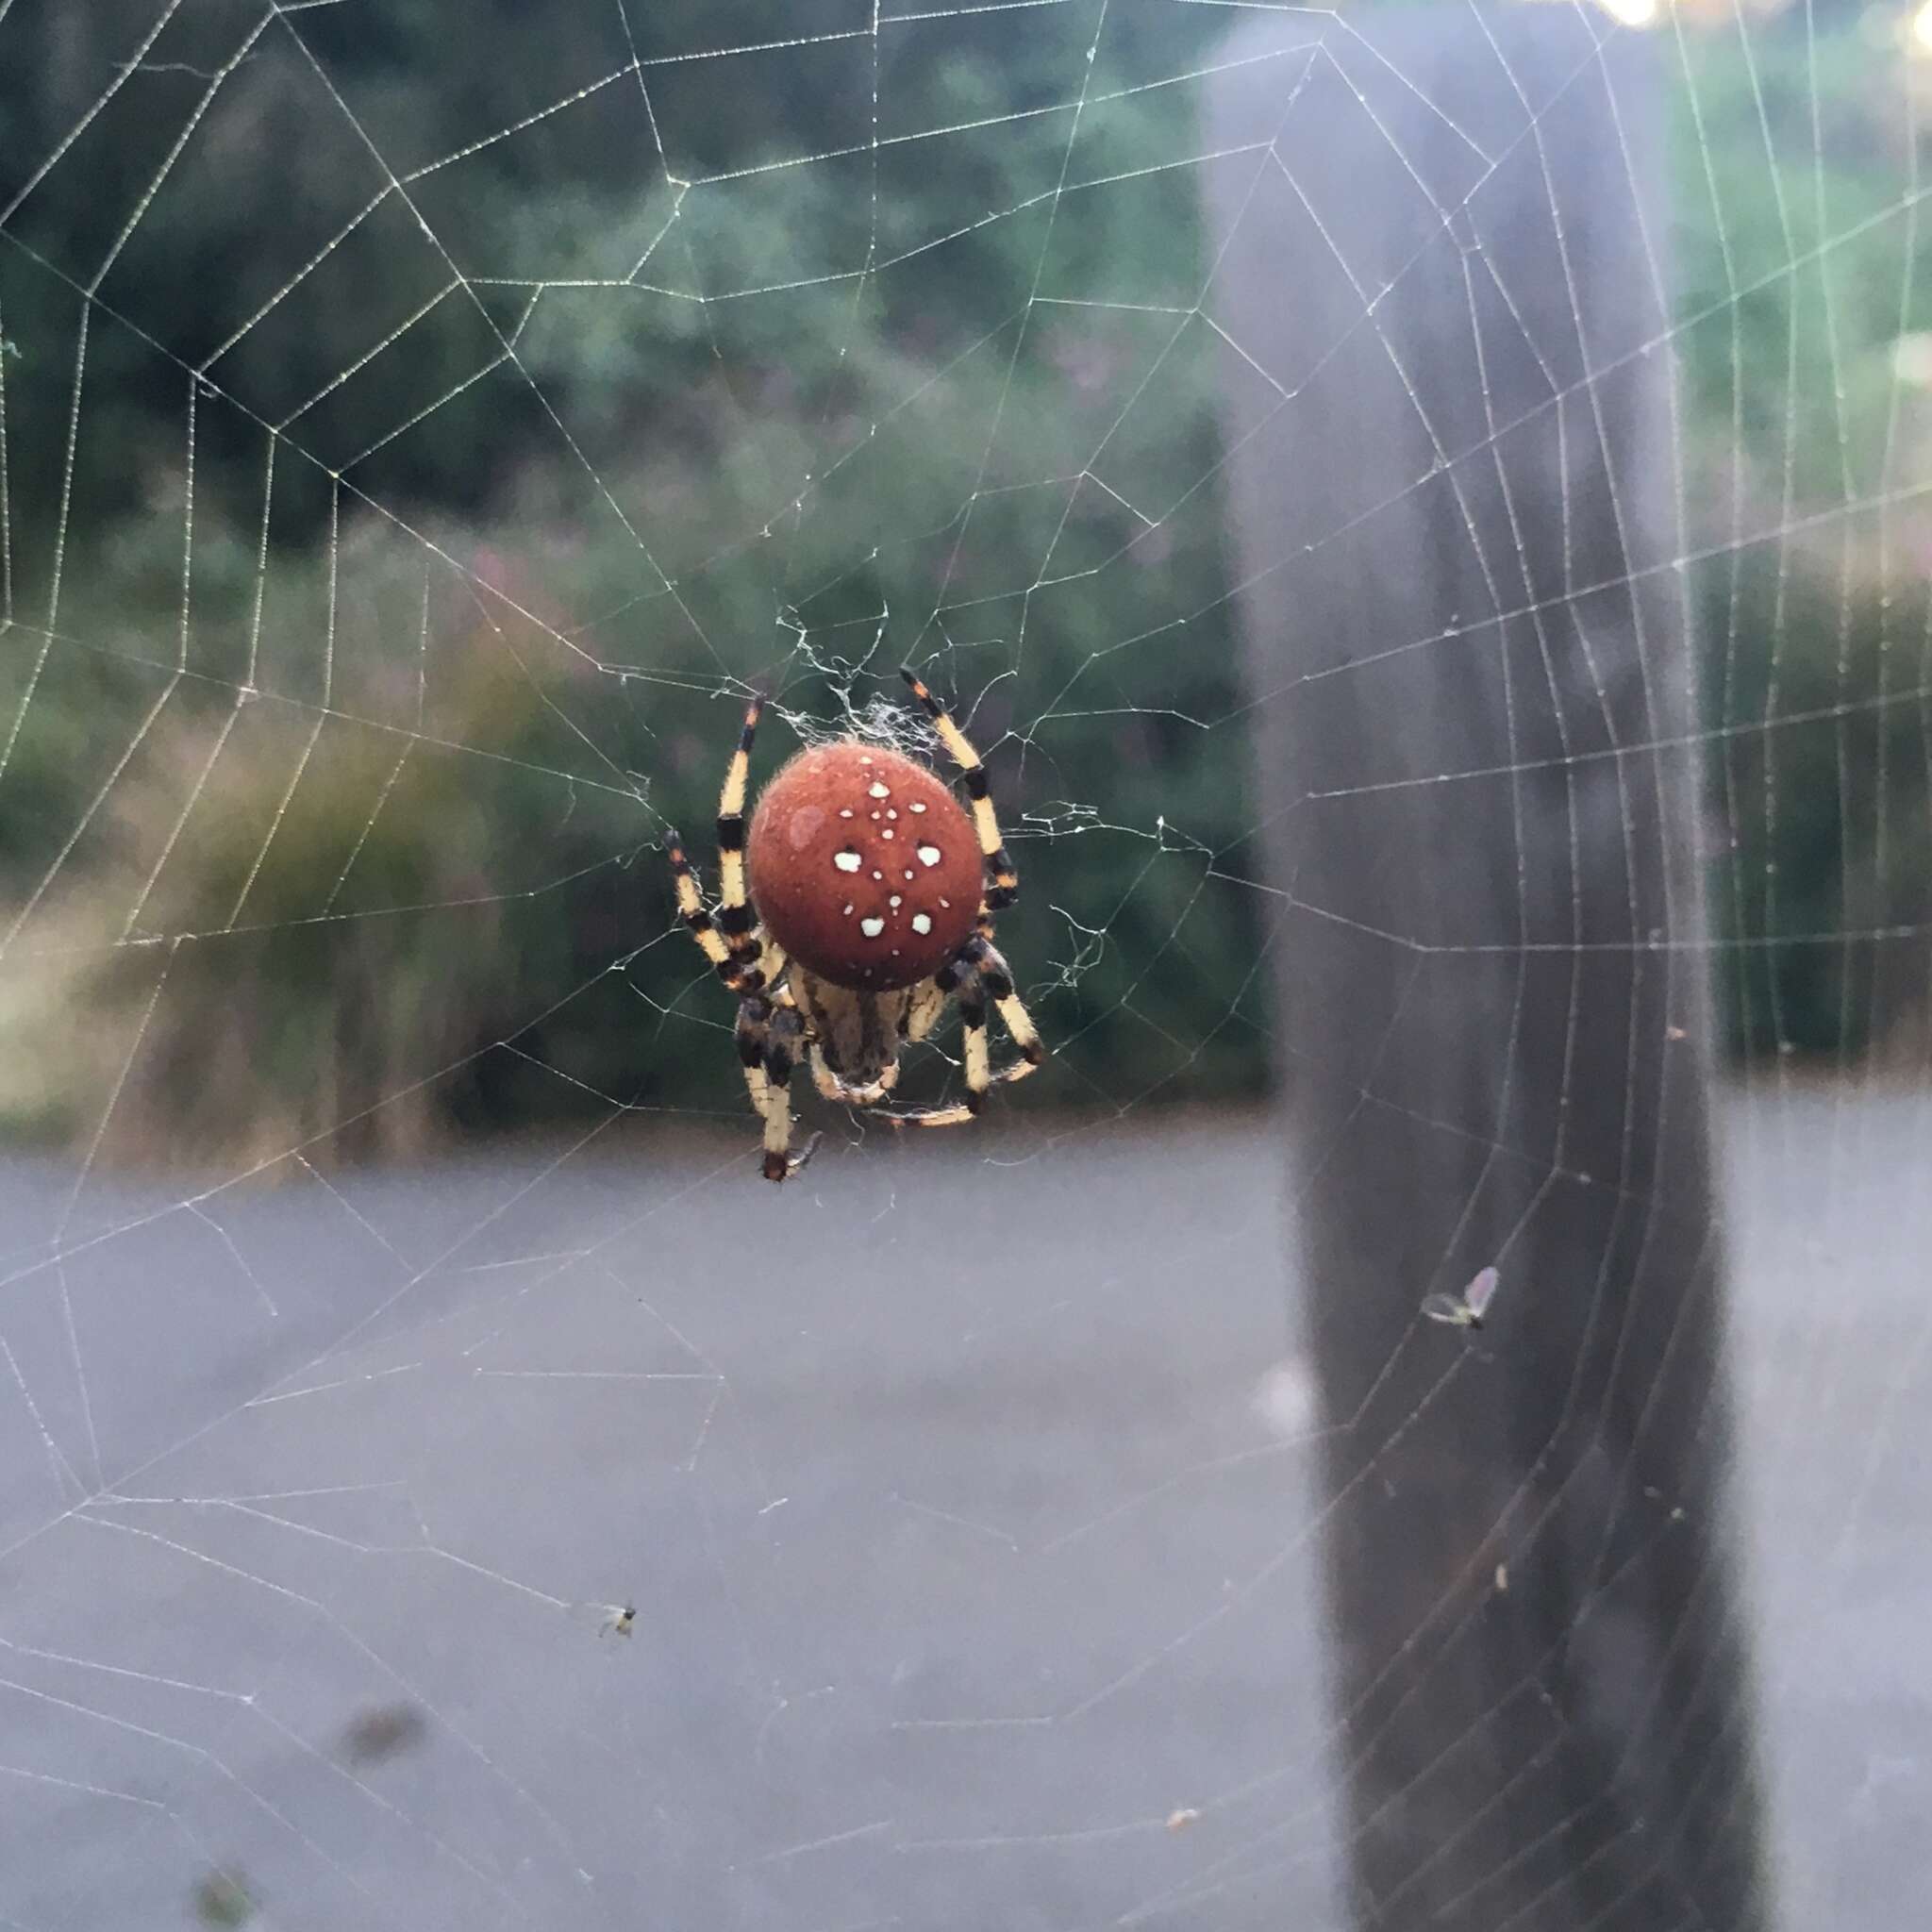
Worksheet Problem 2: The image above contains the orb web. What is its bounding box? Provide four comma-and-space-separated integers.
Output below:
0, 4, 1924, 1928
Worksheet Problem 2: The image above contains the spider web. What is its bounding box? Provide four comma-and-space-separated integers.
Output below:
0, 2, 1925, 1927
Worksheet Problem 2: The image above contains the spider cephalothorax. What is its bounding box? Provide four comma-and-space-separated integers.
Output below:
666, 670, 1045, 1181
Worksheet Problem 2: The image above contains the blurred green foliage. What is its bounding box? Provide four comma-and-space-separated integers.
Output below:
1698, 554, 1932, 1063
0, 0, 1261, 1161
0, 6, 1925, 1163
1672, 15, 1932, 1062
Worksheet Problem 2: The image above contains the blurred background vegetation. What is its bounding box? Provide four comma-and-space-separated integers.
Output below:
0, 0, 1928, 1166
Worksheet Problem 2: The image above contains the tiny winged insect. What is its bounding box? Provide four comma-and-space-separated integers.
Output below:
1423, 1265, 1501, 1331
599, 1603, 637, 1640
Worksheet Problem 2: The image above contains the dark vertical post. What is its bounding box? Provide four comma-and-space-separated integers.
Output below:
1204, 14, 1768, 1929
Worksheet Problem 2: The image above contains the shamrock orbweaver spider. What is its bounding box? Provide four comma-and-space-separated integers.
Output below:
665, 670, 1046, 1181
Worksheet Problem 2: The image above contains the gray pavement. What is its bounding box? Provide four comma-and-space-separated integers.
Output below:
0, 1091, 1924, 1930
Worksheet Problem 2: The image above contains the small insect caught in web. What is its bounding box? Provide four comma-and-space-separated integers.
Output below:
1423, 1265, 1501, 1331
598, 1603, 637, 1640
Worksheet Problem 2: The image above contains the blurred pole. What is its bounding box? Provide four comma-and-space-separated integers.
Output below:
1204, 14, 1769, 1930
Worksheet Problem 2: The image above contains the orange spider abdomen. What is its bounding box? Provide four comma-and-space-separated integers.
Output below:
747, 741, 981, 991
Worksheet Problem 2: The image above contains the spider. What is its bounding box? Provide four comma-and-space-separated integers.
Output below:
665, 669, 1045, 1181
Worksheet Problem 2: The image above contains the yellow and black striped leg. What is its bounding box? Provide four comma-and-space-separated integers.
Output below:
744, 1065, 821, 1180
715, 694, 764, 970
739, 994, 820, 1181
879, 939, 1046, 1131
881, 985, 991, 1131
900, 667, 1019, 916
752, 939, 793, 1005
903, 976, 950, 1045
666, 829, 762, 992
974, 941, 1046, 1083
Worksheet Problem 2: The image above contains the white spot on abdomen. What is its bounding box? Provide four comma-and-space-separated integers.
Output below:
911, 912, 933, 936
833, 850, 862, 874
859, 916, 885, 938
787, 806, 826, 851
868, 781, 891, 798
909, 802, 927, 814
916, 845, 941, 867
889, 894, 903, 908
